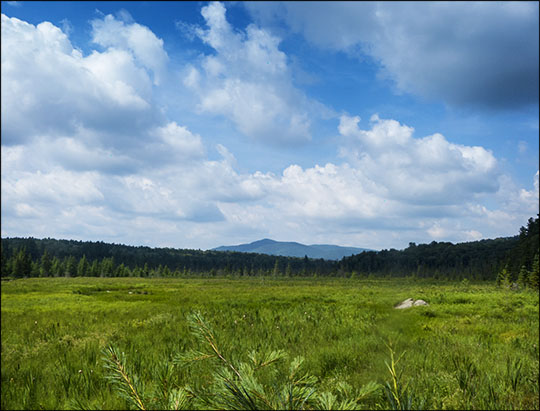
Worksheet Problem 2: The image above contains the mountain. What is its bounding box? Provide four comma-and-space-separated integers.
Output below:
212, 238, 371, 260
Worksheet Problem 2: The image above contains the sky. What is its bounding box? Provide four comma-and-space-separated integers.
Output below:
1, 1, 539, 251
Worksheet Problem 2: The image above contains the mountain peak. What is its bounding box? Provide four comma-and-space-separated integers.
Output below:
212, 239, 371, 260
251, 238, 277, 246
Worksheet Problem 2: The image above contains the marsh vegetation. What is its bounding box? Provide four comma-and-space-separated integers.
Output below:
2, 277, 538, 409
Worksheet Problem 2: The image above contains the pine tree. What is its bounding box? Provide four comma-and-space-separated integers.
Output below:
1, 241, 14, 278
90, 259, 99, 277
100, 257, 114, 277
12, 248, 32, 278
115, 263, 127, 277
30, 261, 40, 277
517, 265, 529, 288
77, 255, 89, 277
64, 256, 77, 277
40, 250, 52, 277
51, 256, 62, 277
529, 253, 539, 289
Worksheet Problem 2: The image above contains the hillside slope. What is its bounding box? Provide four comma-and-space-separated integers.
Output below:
213, 238, 371, 260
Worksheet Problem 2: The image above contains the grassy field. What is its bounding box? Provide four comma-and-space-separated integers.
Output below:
1, 276, 539, 410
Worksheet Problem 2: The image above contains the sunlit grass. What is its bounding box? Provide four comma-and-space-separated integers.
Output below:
2, 277, 538, 409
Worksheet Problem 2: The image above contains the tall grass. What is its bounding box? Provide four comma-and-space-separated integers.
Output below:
102, 310, 381, 410
2, 277, 539, 410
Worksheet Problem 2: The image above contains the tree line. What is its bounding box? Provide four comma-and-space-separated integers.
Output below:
1, 216, 538, 285
0, 238, 334, 278
339, 216, 538, 286
495, 216, 539, 289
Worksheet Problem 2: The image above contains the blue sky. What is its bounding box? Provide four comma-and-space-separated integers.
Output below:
1, 1, 538, 250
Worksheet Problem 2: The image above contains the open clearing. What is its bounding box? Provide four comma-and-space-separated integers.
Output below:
1, 277, 539, 410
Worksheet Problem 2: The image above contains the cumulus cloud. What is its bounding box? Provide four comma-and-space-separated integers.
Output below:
245, 2, 539, 109
181, 1, 320, 144
1, 10, 537, 251
337, 114, 499, 205
1, 14, 162, 147
210, 115, 537, 248
0, 12, 233, 243
91, 13, 169, 85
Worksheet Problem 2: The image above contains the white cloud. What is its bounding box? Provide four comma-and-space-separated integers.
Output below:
338, 114, 499, 205
1, 14, 162, 146
1, 10, 537, 251
153, 122, 206, 160
182, 1, 319, 144
2, 167, 104, 215
91, 14, 169, 85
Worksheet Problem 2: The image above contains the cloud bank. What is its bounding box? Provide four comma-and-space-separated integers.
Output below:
1, 5, 538, 251
245, 1, 539, 109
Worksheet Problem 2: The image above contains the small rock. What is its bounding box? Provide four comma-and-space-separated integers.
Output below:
395, 298, 429, 309
395, 298, 414, 309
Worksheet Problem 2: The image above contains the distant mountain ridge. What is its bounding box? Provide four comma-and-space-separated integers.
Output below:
212, 238, 371, 260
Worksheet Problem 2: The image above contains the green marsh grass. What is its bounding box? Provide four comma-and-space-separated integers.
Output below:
1, 277, 539, 409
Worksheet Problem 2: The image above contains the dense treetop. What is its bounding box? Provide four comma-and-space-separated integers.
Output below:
1, 216, 538, 284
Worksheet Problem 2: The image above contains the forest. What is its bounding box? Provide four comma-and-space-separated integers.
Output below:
1, 216, 538, 285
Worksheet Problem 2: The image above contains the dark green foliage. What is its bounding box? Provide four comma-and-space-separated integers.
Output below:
77, 255, 89, 277
518, 266, 529, 288
40, 250, 52, 277
0, 237, 334, 278
1, 216, 537, 282
529, 254, 539, 289
503, 216, 539, 284
64, 256, 77, 277
11, 247, 32, 278
340, 237, 519, 280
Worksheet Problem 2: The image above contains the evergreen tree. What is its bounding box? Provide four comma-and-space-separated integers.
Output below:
40, 250, 52, 277
1, 242, 10, 277
100, 257, 115, 277
30, 261, 40, 277
50, 256, 62, 277
90, 259, 100, 277
64, 256, 77, 277
517, 265, 529, 288
115, 263, 127, 277
12, 248, 32, 278
132, 266, 142, 277
529, 253, 539, 289
77, 255, 89, 277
